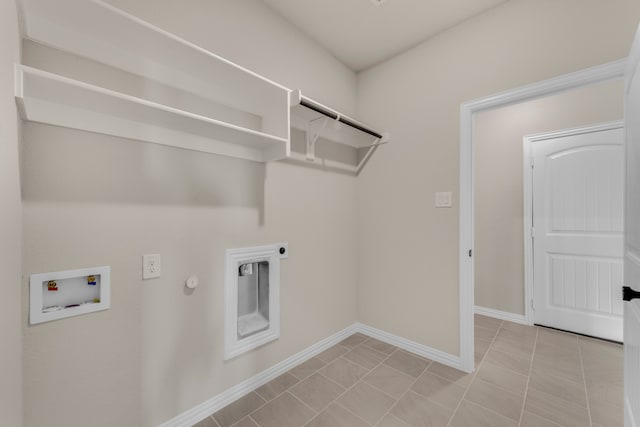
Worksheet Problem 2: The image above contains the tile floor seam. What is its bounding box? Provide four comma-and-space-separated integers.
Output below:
229, 416, 247, 427
248, 390, 319, 427
252, 387, 289, 412
460, 398, 527, 426
254, 374, 301, 402
333, 401, 378, 426
368, 350, 431, 426
291, 372, 348, 415
405, 385, 466, 414
517, 325, 538, 427
249, 346, 351, 421
208, 325, 622, 427
361, 376, 410, 403
315, 343, 351, 363
301, 341, 396, 426
480, 359, 529, 382
394, 388, 458, 426
295, 355, 374, 422
421, 369, 469, 387
236, 392, 278, 426
313, 369, 351, 392
528, 367, 590, 388
214, 391, 266, 427
576, 333, 594, 427
287, 389, 322, 416
444, 319, 502, 427
358, 377, 422, 403
357, 353, 424, 403
379, 357, 432, 380
342, 344, 390, 371
374, 413, 411, 427
471, 375, 529, 399
333, 343, 400, 424
361, 338, 396, 355
289, 358, 328, 382
523, 328, 596, 427
315, 377, 383, 425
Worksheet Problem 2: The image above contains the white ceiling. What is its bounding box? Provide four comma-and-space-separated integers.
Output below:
262, 0, 509, 72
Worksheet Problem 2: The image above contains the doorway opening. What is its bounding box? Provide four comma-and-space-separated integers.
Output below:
458, 59, 626, 372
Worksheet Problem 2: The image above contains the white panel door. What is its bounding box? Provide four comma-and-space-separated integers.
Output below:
532, 127, 624, 341
624, 24, 640, 427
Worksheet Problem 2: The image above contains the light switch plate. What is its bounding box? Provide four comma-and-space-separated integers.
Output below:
435, 192, 452, 208
143, 254, 161, 279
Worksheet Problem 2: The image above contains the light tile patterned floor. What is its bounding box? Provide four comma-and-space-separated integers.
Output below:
194, 315, 623, 427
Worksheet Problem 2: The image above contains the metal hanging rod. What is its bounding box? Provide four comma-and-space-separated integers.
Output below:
292, 90, 386, 140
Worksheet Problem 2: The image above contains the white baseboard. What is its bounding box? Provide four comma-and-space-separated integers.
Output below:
355, 323, 461, 369
159, 323, 460, 427
158, 324, 358, 427
474, 305, 529, 325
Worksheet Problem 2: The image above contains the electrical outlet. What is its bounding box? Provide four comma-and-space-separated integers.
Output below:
435, 192, 452, 208
143, 254, 161, 279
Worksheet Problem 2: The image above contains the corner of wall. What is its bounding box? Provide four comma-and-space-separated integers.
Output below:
1, 1, 23, 426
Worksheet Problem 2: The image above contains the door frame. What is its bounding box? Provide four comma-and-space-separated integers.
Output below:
458, 59, 626, 372
522, 121, 624, 326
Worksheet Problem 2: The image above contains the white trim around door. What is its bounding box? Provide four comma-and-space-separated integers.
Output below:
522, 121, 624, 326
459, 59, 626, 373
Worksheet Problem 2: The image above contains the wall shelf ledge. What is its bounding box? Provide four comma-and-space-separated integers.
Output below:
15, 65, 289, 161
289, 89, 390, 174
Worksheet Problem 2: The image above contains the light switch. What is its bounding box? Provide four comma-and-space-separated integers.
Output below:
143, 254, 161, 279
435, 192, 452, 208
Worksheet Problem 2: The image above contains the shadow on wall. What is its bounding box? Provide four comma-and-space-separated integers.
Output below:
21, 122, 267, 220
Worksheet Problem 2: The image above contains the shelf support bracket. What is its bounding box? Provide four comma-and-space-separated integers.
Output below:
306, 116, 330, 161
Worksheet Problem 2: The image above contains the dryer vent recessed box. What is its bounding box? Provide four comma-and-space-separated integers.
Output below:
29, 266, 111, 324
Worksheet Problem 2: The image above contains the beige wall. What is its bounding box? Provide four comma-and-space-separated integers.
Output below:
105, 0, 357, 115
21, 1, 358, 426
356, 0, 640, 355
0, 1, 23, 426
475, 80, 624, 315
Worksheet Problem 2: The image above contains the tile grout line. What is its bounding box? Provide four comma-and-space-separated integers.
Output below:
216, 325, 553, 427
332, 401, 378, 426
303, 337, 399, 426
246, 337, 375, 427
248, 414, 260, 426
367, 335, 474, 425
247, 356, 352, 426
215, 323, 533, 427
219, 340, 358, 427
332, 341, 409, 425
348, 339, 441, 426
211, 326, 616, 427
374, 413, 411, 427
231, 369, 309, 426
576, 335, 594, 427
288, 389, 323, 416
216, 392, 266, 427
444, 319, 504, 427
517, 325, 538, 427
520, 330, 586, 427
244, 387, 288, 421
373, 364, 431, 426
